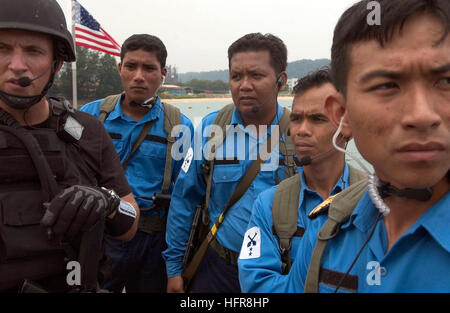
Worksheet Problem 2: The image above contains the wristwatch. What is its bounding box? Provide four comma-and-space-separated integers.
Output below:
101, 187, 121, 214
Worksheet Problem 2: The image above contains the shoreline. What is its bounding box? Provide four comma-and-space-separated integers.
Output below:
161, 96, 294, 103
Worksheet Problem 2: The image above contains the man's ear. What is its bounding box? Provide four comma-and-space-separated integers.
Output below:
325, 91, 352, 139
117, 62, 122, 73
278, 71, 288, 91
161, 67, 167, 84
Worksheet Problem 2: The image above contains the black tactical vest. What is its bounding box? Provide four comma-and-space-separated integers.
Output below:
0, 98, 99, 292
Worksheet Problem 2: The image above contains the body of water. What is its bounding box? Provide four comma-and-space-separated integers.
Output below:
164, 97, 373, 173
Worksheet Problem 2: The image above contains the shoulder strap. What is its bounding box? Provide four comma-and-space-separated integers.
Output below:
272, 173, 302, 274
303, 179, 368, 293
99, 94, 122, 123
121, 120, 155, 169
348, 165, 367, 185
278, 107, 296, 179
203, 103, 235, 223
183, 125, 277, 287
160, 102, 181, 194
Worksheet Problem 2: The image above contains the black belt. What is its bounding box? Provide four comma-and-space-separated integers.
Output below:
138, 214, 166, 235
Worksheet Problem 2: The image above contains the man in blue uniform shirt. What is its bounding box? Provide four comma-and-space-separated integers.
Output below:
81, 34, 194, 292
286, 0, 450, 293
163, 33, 302, 293
238, 69, 365, 292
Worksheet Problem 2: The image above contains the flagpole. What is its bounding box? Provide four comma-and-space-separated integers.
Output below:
71, 0, 78, 108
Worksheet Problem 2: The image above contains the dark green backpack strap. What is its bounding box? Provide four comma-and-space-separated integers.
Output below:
202, 103, 234, 225
348, 165, 367, 186
161, 102, 181, 194
278, 107, 296, 179
272, 173, 302, 274
99, 94, 122, 123
304, 179, 368, 293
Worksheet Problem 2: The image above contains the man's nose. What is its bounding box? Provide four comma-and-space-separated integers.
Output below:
133, 67, 145, 82
239, 76, 252, 91
8, 49, 28, 75
401, 84, 441, 132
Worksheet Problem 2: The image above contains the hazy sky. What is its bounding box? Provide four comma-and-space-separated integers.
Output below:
56, 0, 358, 73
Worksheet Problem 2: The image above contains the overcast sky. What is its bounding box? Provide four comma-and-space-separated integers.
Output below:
56, 0, 358, 73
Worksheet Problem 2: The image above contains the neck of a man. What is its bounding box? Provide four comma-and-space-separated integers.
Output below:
383, 177, 449, 252
240, 103, 277, 138
0, 98, 49, 126
121, 94, 153, 122
302, 151, 346, 200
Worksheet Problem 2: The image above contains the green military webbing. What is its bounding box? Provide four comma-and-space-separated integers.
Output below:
303, 178, 368, 293
202, 103, 296, 225
98, 94, 181, 195
182, 104, 295, 290
98, 94, 122, 124
160, 102, 181, 194
272, 165, 367, 274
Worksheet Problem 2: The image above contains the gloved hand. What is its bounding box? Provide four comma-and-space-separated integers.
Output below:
41, 185, 120, 240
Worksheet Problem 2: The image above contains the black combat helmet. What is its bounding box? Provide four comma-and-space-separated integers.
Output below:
0, 0, 75, 62
0, 0, 75, 110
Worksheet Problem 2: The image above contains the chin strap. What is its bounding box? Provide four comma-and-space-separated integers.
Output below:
377, 179, 433, 202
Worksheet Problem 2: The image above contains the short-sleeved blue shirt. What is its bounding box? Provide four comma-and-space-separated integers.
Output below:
286, 190, 450, 292
162, 104, 303, 278
238, 164, 349, 293
80, 96, 194, 217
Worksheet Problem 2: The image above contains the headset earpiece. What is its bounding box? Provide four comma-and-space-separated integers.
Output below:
277, 76, 284, 89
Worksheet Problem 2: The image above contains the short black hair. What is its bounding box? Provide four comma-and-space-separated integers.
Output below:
120, 34, 167, 69
227, 33, 287, 74
293, 68, 333, 97
332, 0, 450, 95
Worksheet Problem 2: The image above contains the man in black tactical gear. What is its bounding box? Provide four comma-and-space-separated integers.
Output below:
0, 0, 139, 292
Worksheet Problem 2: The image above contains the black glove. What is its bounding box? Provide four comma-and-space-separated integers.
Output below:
41, 185, 120, 240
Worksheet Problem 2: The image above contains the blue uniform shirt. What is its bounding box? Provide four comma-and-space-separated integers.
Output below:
80, 96, 194, 216
162, 104, 302, 278
286, 190, 450, 292
238, 164, 349, 293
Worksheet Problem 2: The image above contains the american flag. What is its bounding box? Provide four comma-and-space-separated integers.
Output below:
74, 1, 121, 56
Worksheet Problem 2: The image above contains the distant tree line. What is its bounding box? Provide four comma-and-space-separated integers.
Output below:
178, 59, 331, 83
178, 79, 229, 93
49, 46, 122, 104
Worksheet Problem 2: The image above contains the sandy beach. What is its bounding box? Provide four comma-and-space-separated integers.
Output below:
161, 96, 293, 103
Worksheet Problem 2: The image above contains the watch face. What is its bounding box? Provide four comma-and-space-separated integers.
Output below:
102, 187, 119, 200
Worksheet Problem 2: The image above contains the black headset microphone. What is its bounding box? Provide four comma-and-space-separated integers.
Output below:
17, 62, 54, 87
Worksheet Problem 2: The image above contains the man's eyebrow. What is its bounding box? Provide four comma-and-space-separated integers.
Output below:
431, 64, 450, 74
359, 70, 404, 83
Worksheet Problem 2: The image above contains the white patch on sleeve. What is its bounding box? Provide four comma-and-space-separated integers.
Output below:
119, 199, 136, 218
239, 226, 261, 260
181, 147, 194, 173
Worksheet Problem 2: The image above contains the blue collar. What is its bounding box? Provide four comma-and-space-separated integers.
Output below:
231, 103, 283, 140
344, 190, 450, 254
300, 162, 349, 197
231, 103, 285, 134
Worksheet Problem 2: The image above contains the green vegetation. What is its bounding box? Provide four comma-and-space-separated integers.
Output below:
178, 59, 330, 82
178, 79, 229, 93
49, 46, 122, 104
